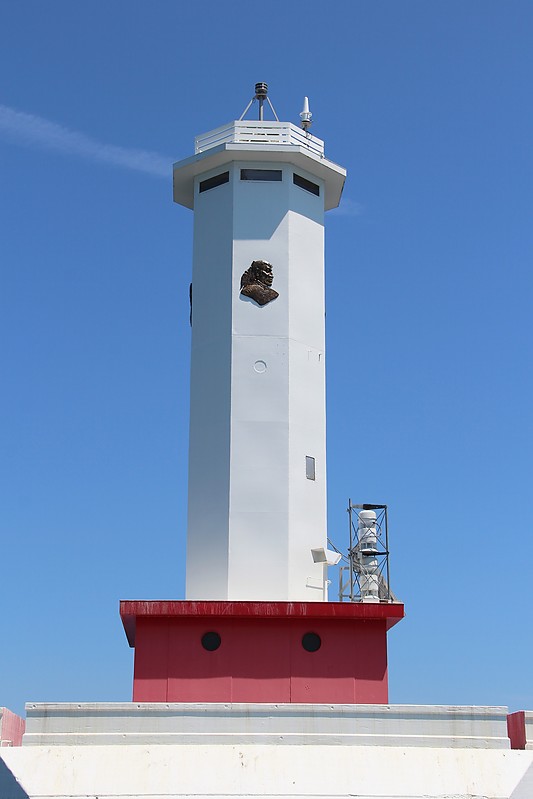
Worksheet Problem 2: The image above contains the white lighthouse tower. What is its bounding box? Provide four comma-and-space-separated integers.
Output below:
173, 84, 346, 601
118, 87, 402, 707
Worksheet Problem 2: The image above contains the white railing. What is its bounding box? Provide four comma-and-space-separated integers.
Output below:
195, 121, 324, 158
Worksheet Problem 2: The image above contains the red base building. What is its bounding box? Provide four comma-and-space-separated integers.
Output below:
120, 600, 404, 704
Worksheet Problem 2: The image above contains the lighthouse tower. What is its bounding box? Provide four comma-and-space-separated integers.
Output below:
120, 85, 403, 704
175, 84, 345, 601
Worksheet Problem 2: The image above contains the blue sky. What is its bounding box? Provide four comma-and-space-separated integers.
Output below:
1, 1, 532, 716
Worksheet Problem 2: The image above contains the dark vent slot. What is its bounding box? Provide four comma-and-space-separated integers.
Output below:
240, 169, 282, 182
293, 173, 320, 196
199, 171, 230, 193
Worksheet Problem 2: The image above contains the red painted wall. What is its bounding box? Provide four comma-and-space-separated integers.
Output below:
132, 615, 389, 704
0, 708, 25, 747
507, 711, 526, 750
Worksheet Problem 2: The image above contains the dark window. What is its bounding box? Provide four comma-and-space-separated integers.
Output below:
201, 631, 221, 651
306, 456, 316, 481
302, 632, 321, 652
199, 171, 229, 193
240, 169, 282, 182
293, 173, 320, 196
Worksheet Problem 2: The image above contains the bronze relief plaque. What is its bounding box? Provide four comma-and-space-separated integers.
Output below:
240, 260, 279, 306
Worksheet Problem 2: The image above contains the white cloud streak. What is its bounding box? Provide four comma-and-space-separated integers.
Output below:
0, 104, 171, 178
330, 198, 364, 217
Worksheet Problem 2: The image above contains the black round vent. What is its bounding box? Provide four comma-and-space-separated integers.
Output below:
201, 631, 221, 651
302, 632, 321, 652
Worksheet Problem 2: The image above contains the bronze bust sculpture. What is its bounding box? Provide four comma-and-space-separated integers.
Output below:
240, 260, 279, 306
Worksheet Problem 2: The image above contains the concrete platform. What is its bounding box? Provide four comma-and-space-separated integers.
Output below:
2, 703, 533, 798
23, 702, 510, 748
2, 739, 533, 799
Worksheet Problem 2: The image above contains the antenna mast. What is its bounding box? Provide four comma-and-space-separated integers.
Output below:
300, 96, 312, 130
239, 82, 279, 122
255, 82, 268, 120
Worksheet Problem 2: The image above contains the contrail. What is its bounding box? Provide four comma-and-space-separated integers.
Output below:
0, 104, 171, 178
330, 198, 363, 217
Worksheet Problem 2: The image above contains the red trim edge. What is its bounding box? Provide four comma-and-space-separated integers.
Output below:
120, 600, 405, 647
